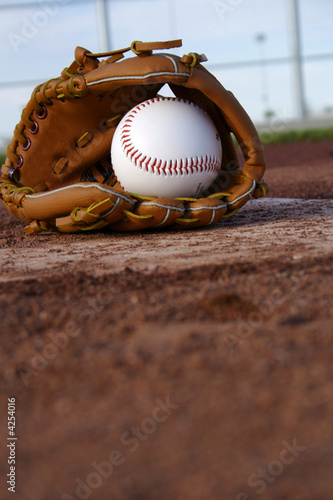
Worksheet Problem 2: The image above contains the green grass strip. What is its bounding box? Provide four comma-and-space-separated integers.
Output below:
259, 127, 333, 145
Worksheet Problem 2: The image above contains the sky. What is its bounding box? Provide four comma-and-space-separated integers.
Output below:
0, 0, 332, 148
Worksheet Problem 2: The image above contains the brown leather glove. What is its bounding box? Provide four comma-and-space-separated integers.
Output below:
0, 39, 268, 234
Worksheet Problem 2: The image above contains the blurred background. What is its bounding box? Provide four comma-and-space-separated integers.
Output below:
0, 0, 332, 152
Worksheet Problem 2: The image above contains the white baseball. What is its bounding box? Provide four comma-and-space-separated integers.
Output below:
111, 97, 222, 198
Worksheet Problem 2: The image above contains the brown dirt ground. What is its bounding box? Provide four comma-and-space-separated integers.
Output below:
0, 139, 333, 500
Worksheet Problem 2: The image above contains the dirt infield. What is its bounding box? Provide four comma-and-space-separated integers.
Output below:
0, 139, 333, 500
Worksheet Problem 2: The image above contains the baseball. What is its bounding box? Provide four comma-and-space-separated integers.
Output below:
111, 97, 222, 198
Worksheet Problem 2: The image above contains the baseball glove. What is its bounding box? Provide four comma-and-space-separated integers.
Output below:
0, 39, 268, 234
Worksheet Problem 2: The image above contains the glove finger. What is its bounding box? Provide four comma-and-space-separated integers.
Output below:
174, 197, 228, 228
110, 196, 184, 232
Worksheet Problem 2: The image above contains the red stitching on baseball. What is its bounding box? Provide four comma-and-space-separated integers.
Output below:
140, 155, 147, 168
